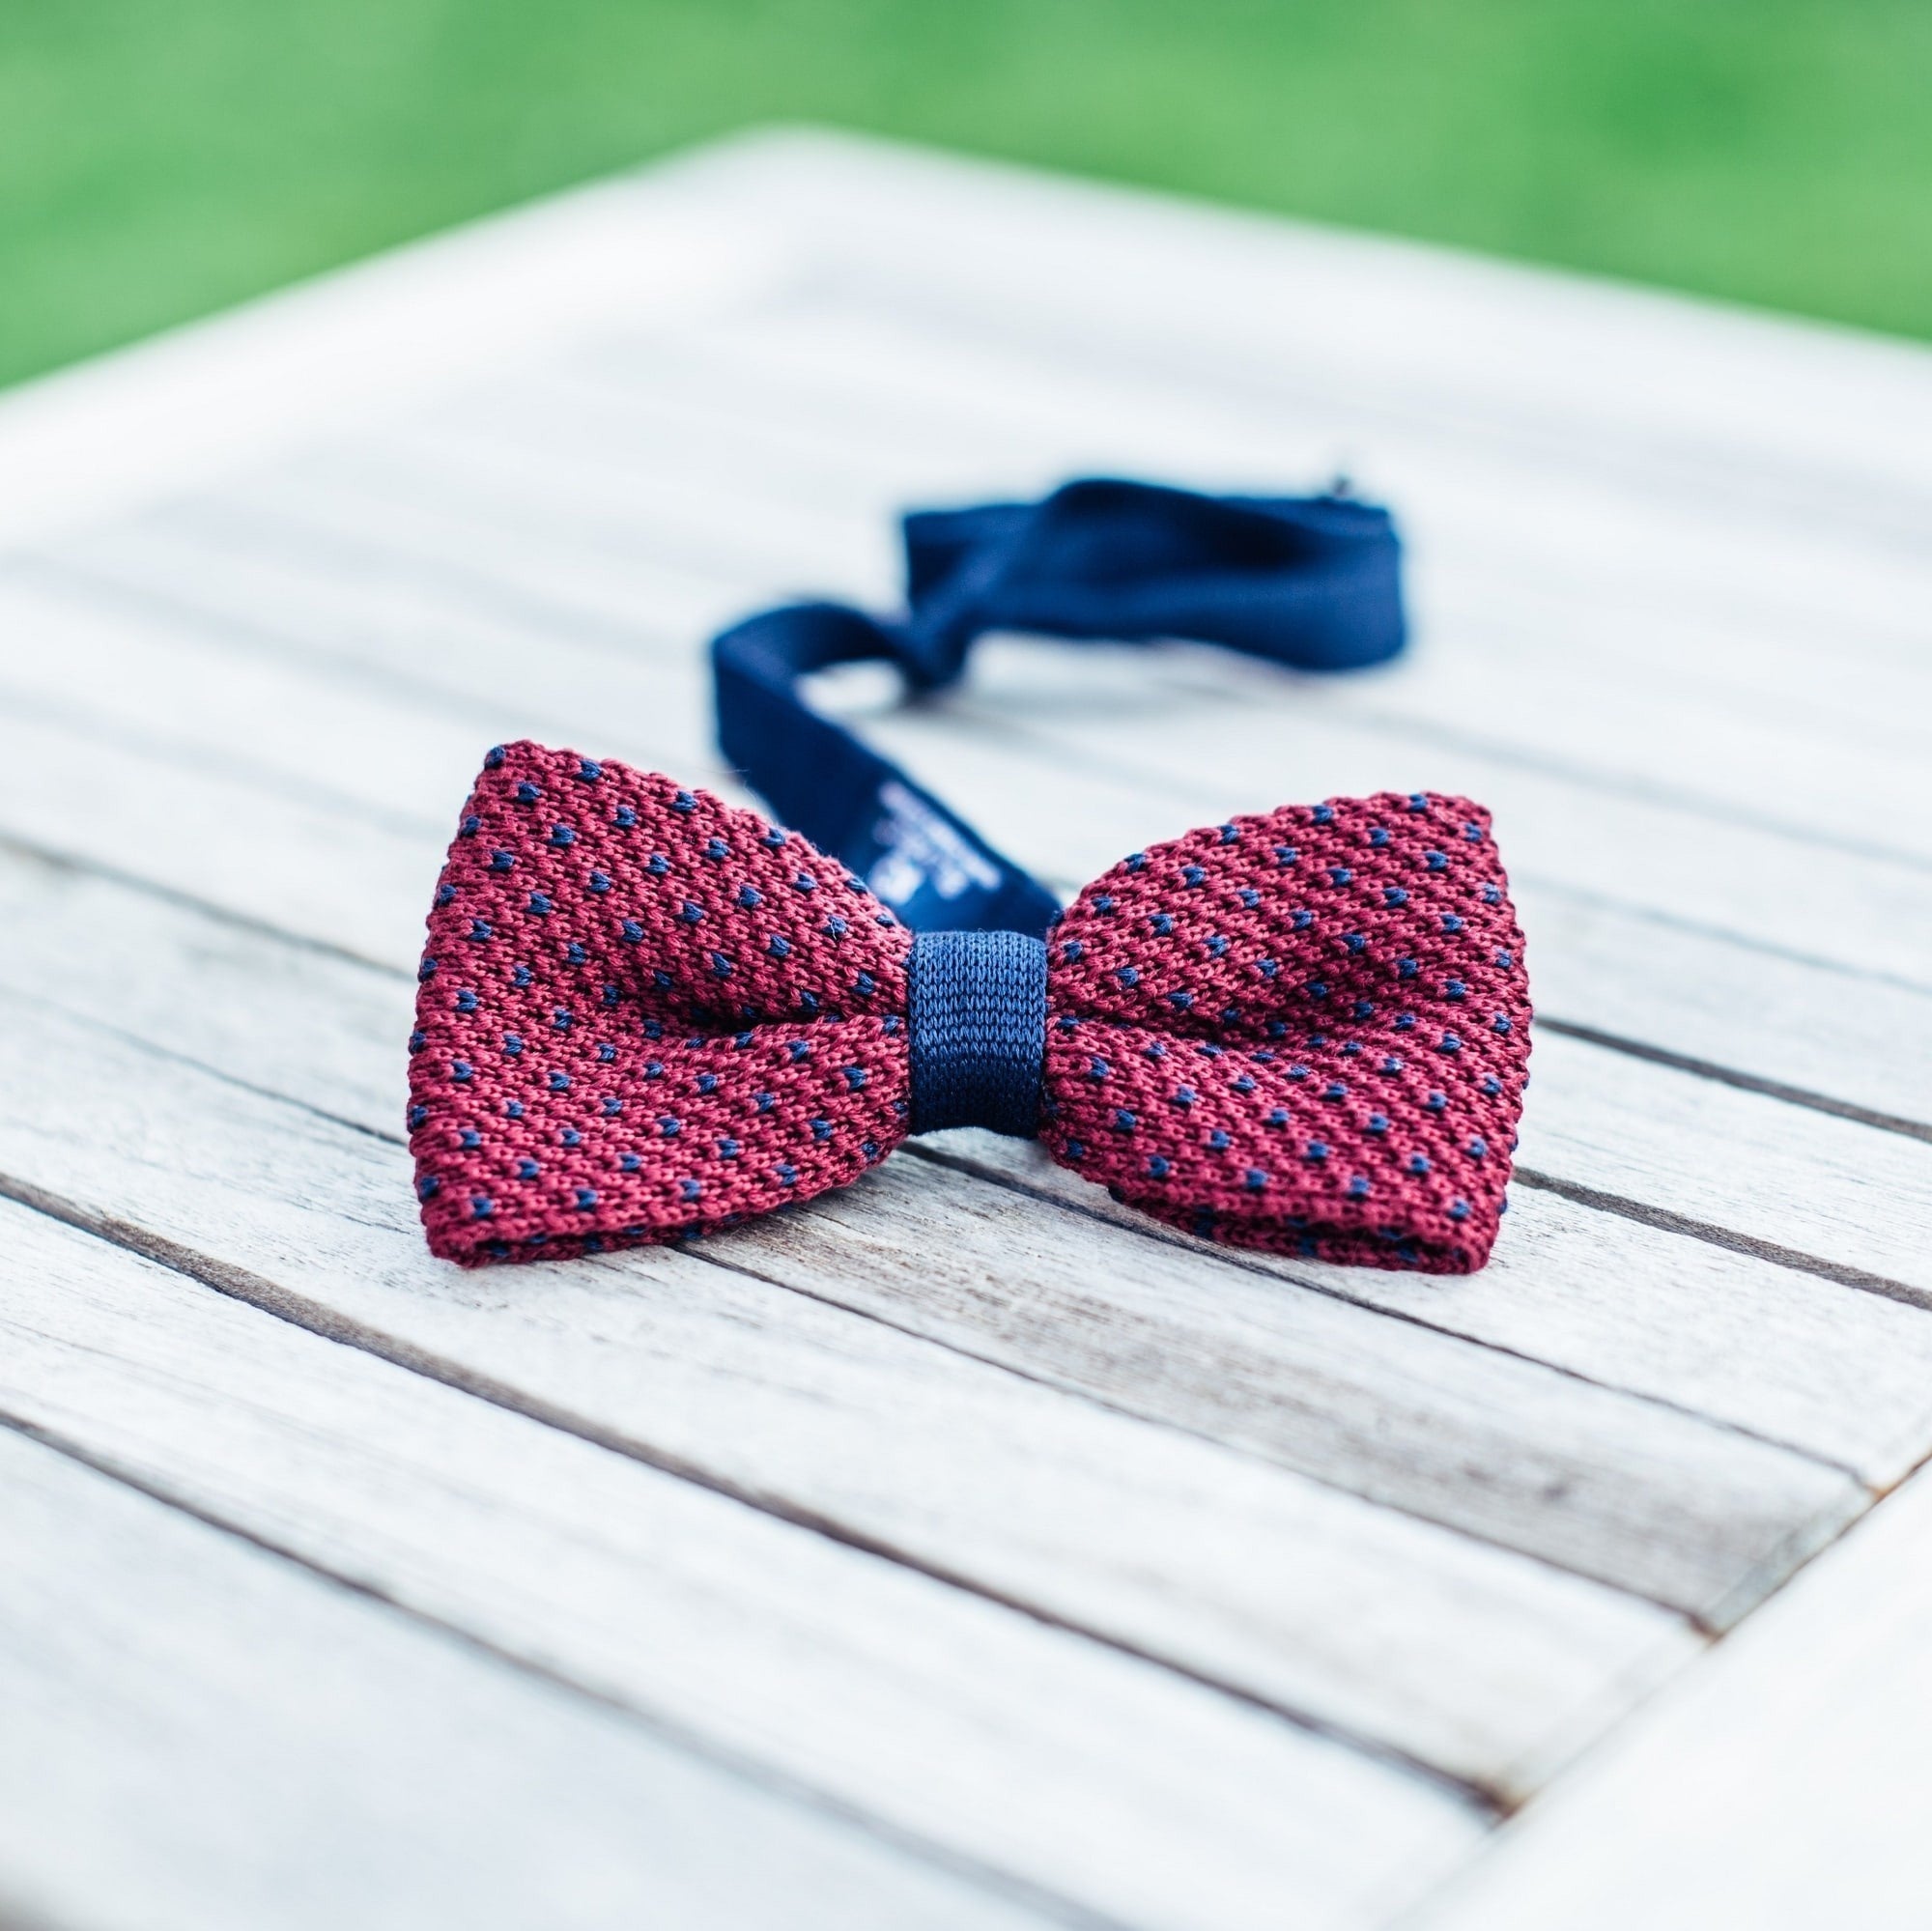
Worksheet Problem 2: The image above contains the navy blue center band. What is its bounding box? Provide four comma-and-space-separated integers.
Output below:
907, 930, 1048, 1138
711, 475, 1406, 937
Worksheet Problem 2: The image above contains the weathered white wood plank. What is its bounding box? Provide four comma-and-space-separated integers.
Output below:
0, 1416, 1047, 1931
12, 835, 1932, 1502
405, 337, 1932, 784
35, 507, 1932, 1145
46, 399, 1932, 1060
0, 1199, 1485, 1931
0, 173, 780, 551
717, 1153, 1861, 1623
662, 130, 1932, 516
1409, 1462, 1932, 1931
0, 968, 1865, 1631
1518, 1032, 1932, 1295
0, 930, 1737, 1742
6, 551, 1932, 1458
921, 1128, 1932, 1491
11, 554, 1930, 1319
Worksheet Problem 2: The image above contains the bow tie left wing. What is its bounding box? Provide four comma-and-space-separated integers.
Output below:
409, 742, 913, 1264
1037, 792, 1531, 1272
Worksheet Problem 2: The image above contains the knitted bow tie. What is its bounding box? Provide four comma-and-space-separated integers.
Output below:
409, 741, 1530, 1273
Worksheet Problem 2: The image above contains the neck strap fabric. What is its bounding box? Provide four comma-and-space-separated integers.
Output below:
711, 476, 1405, 936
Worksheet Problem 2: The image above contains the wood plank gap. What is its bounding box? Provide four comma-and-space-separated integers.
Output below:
0, 826, 405, 980
0, 1409, 1111, 1931
1497, 878, 1932, 1008
9, 546, 621, 760
0, 1158, 1504, 1812
52, 428, 1932, 886
1534, 1019, 1932, 1148
0, 977, 403, 1149
0, 864, 1876, 1508
964, 707, 1932, 1003
897, 1141, 1872, 1494
0, 651, 442, 845
686, 1221, 1761, 1638
1512, 1172, 1932, 1318
1294, 696, 1932, 882
40, 477, 1932, 1003
227, 440, 1932, 881
1394, 1465, 1932, 1928
32, 497, 669, 664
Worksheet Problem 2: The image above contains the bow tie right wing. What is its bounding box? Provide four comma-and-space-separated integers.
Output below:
1037, 791, 1531, 1272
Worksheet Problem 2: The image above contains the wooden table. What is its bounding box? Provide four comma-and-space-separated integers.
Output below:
2, 129, 1930, 1931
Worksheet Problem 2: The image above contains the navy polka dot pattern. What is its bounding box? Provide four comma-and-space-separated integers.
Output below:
410, 746, 1531, 1273
1040, 792, 1530, 1270
411, 743, 911, 1264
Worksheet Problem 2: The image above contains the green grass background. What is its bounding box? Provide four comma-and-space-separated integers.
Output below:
4, 0, 1929, 389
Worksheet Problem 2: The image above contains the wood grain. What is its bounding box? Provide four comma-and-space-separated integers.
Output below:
718, 1152, 1859, 1621
37, 399, 1932, 1138
1409, 1461, 1932, 1930
0, 1200, 1489, 1931
0, 567, 1920, 1615
0, 955, 1707, 1796
921, 1127, 1932, 1490
12, 828, 1926, 1502
0, 1414, 1048, 1931
407, 337, 1932, 794
664, 130, 1932, 513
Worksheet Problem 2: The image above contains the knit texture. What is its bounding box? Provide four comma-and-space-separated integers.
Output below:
907, 929, 1048, 1136
409, 744, 1529, 1271
1037, 793, 1530, 1272
410, 741, 913, 1264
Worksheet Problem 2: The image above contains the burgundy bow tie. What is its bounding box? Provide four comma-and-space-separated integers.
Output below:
409, 742, 1531, 1272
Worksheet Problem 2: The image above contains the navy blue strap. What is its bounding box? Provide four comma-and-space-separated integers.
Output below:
712, 476, 1405, 936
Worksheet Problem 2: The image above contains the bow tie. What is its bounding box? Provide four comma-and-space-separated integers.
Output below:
409, 741, 1530, 1273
